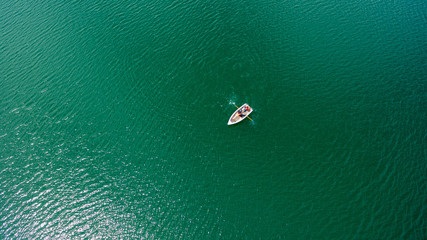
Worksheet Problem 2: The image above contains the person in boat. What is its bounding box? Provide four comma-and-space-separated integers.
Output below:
244, 106, 250, 112
238, 112, 245, 117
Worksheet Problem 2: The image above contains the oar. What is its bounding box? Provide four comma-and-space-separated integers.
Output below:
234, 104, 253, 121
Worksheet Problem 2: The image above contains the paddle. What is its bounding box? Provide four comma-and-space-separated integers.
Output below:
234, 104, 254, 121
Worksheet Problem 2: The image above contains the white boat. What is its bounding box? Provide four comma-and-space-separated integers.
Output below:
228, 103, 253, 125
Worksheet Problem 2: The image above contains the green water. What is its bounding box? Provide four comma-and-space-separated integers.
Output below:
1, 0, 426, 239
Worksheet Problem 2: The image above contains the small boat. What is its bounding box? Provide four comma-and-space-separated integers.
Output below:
228, 103, 253, 125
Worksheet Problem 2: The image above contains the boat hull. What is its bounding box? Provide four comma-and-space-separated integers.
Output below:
228, 103, 253, 125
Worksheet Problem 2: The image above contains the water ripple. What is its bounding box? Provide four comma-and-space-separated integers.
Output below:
1, 0, 426, 239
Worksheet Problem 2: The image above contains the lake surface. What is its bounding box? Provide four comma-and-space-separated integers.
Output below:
1, 0, 426, 239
